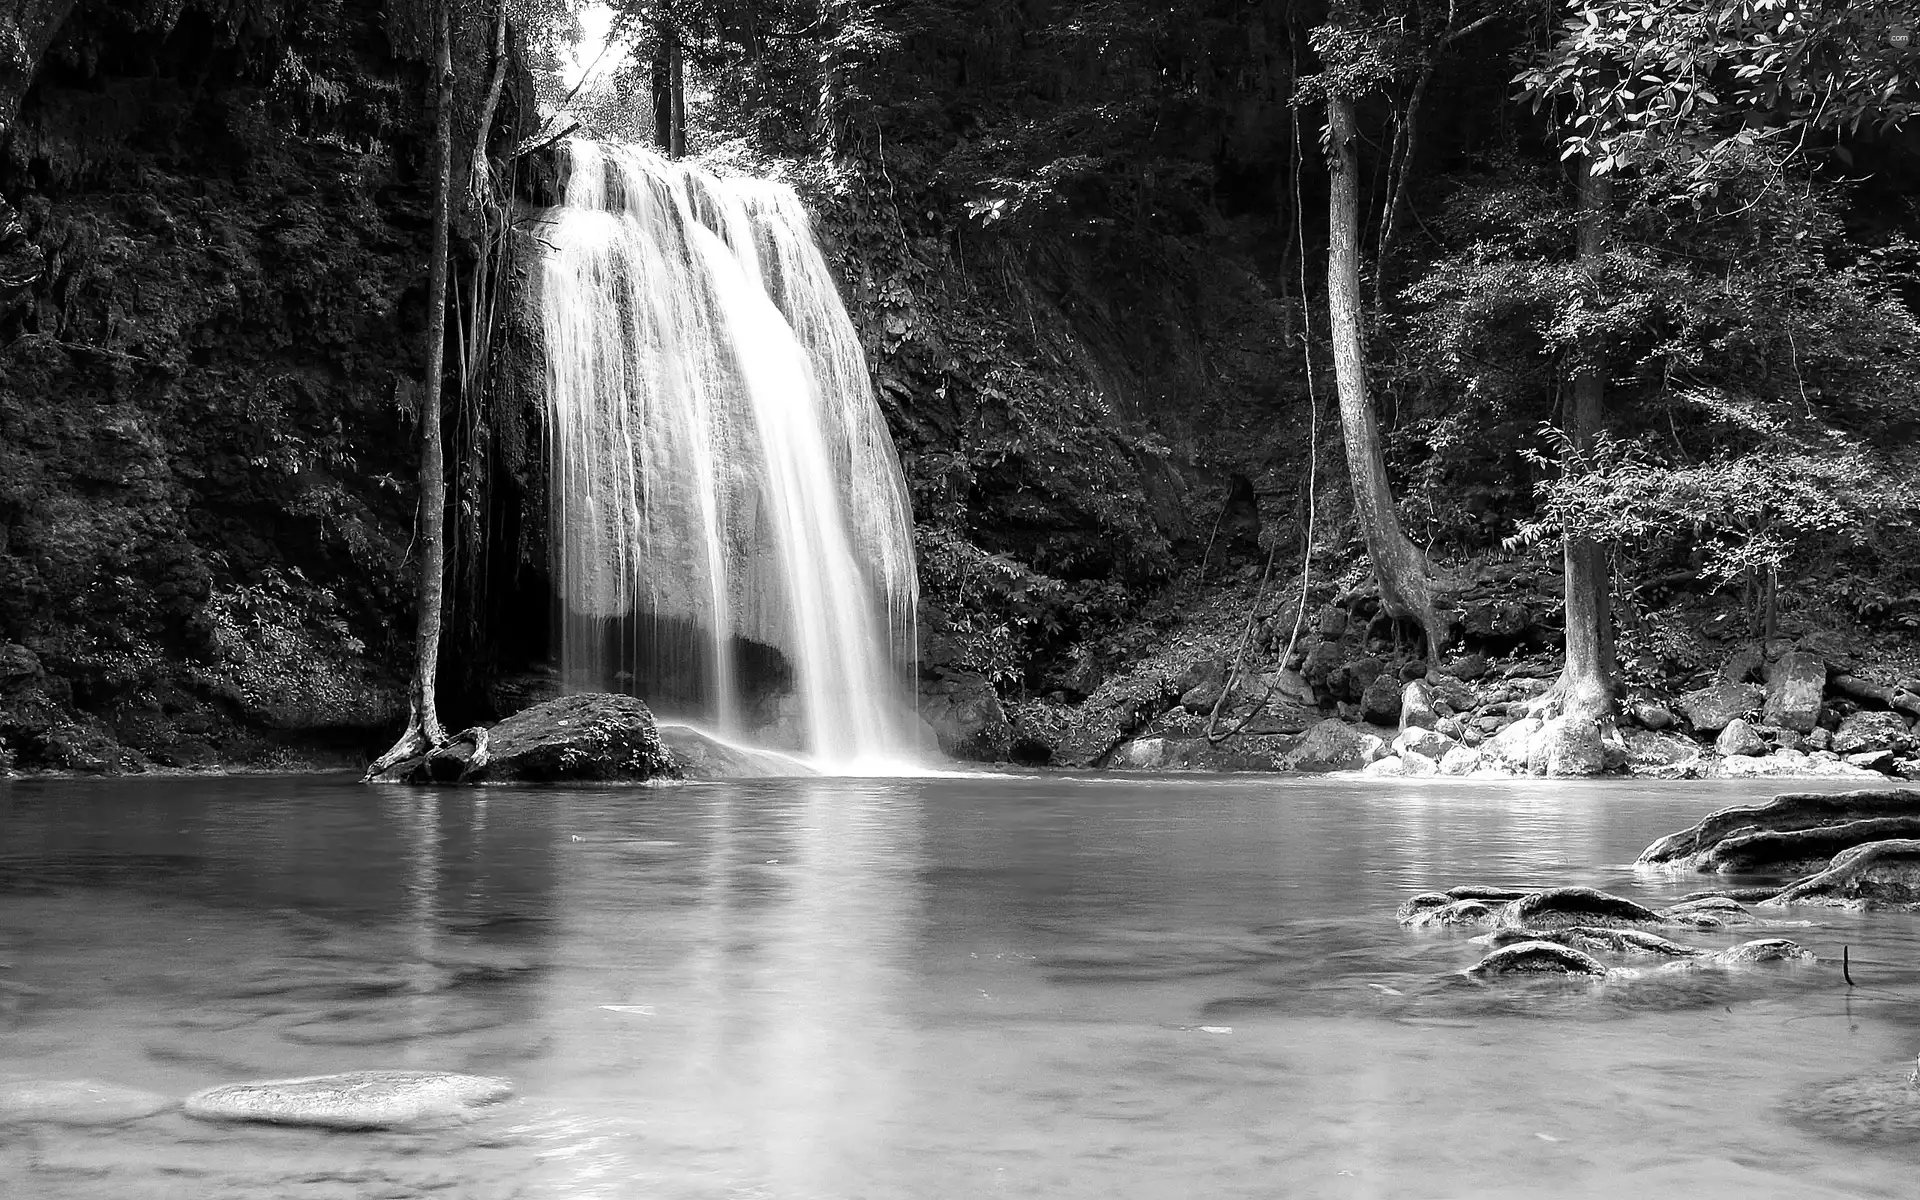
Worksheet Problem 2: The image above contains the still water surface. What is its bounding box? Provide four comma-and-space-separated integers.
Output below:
2, 773, 1918, 1199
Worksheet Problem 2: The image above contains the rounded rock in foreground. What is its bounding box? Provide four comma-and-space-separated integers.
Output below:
0, 1079, 174, 1126
1710, 938, 1813, 964
1467, 940, 1611, 978
1497, 887, 1666, 931
183, 1070, 513, 1130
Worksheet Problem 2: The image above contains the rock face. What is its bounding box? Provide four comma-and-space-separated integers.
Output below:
1677, 683, 1765, 733
918, 671, 1012, 761
1282, 718, 1388, 772
1761, 839, 1920, 910
471, 694, 679, 783
1467, 940, 1611, 978
1762, 651, 1827, 733
1637, 788, 1920, 871
1832, 710, 1913, 755
183, 1070, 513, 1130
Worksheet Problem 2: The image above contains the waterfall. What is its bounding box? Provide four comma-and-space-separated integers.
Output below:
533, 139, 919, 767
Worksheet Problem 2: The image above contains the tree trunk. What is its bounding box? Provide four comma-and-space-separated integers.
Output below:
653, 21, 685, 158
1325, 92, 1446, 655
1549, 157, 1617, 724
367, 0, 454, 780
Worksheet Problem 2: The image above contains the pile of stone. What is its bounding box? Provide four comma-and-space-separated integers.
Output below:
1394, 884, 1815, 979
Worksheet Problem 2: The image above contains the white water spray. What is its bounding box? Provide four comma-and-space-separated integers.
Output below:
535, 139, 919, 768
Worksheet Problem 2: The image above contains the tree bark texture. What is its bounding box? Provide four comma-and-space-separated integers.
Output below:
367, 0, 454, 779
1324, 92, 1446, 655
653, 21, 686, 158
1555, 156, 1618, 722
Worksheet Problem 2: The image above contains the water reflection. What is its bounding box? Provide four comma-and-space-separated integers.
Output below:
2, 774, 1919, 1199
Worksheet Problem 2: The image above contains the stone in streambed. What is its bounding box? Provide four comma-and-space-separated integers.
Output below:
1656, 895, 1761, 926
183, 1069, 512, 1130
1709, 938, 1813, 964
1687, 817, 1920, 876
1397, 895, 1502, 928
1480, 926, 1703, 958
0, 1079, 173, 1126
1761, 839, 1920, 911
1794, 1066, 1920, 1143
1637, 788, 1920, 868
1497, 887, 1668, 930
1466, 940, 1611, 978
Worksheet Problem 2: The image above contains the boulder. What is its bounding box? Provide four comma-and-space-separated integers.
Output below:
1622, 728, 1702, 776
0, 642, 42, 686
1282, 718, 1388, 772
1846, 749, 1897, 773
1175, 658, 1228, 713
0, 1080, 173, 1126
1761, 838, 1920, 910
1714, 718, 1768, 757
1110, 737, 1168, 770
1399, 896, 1502, 927
471, 694, 679, 783
1528, 715, 1606, 777
1438, 744, 1482, 776
1720, 645, 1766, 685
1832, 710, 1913, 755
1399, 680, 1439, 732
1629, 700, 1675, 730
918, 671, 1012, 761
1394, 726, 1454, 761
1466, 940, 1611, 978
1359, 673, 1402, 726
1483, 716, 1544, 772
1364, 752, 1439, 778
1638, 788, 1920, 869
183, 1070, 513, 1130
1657, 896, 1759, 926
1676, 683, 1765, 734
657, 724, 813, 779
1443, 652, 1490, 681
1762, 651, 1827, 733
1497, 887, 1667, 930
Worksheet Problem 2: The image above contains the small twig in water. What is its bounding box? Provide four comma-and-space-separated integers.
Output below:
1843, 945, 1855, 987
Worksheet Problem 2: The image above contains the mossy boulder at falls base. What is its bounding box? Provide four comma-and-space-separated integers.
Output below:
378, 694, 681, 784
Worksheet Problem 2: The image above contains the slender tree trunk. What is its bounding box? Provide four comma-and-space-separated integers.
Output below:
1552, 157, 1617, 724
1325, 92, 1446, 655
653, 21, 685, 158
367, 0, 455, 779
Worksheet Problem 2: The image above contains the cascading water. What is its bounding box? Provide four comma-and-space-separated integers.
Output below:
534, 138, 919, 768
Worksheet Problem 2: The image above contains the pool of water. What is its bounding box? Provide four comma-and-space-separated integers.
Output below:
2, 772, 1918, 1199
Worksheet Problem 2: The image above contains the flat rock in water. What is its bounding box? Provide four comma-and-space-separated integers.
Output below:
1794, 1067, 1920, 1143
1467, 940, 1611, 978
1637, 788, 1920, 868
1760, 839, 1920, 911
182, 1070, 513, 1130
1497, 887, 1667, 930
1681, 886, 1787, 902
1689, 817, 1920, 876
1709, 938, 1813, 964
0, 1079, 173, 1126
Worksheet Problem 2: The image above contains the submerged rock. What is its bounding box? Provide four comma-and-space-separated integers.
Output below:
0, 1080, 173, 1126
1467, 940, 1611, 978
1794, 1065, 1920, 1143
1709, 938, 1814, 964
183, 1070, 513, 1130
1761, 839, 1920, 911
1637, 788, 1920, 869
1657, 896, 1760, 926
1497, 887, 1668, 931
